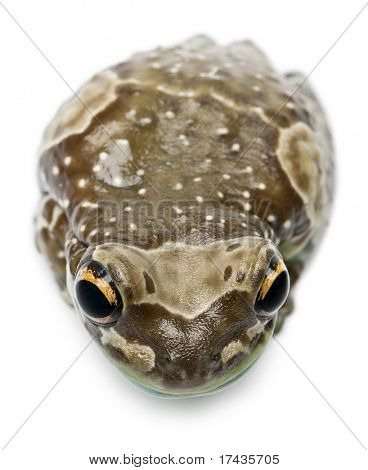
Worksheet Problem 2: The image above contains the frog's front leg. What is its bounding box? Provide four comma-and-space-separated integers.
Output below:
35, 195, 71, 303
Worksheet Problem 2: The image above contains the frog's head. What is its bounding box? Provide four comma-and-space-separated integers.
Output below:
72, 237, 289, 397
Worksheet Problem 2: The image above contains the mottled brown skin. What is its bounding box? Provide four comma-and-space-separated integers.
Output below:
35, 36, 333, 397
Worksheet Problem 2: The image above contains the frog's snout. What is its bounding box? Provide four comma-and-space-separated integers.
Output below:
105, 295, 273, 394
152, 319, 268, 390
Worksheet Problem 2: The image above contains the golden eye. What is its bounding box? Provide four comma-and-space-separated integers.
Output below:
255, 256, 290, 315
75, 261, 123, 326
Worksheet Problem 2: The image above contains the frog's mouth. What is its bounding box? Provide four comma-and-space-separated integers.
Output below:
89, 293, 277, 398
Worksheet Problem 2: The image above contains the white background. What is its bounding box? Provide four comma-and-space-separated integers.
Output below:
1, 1, 367, 469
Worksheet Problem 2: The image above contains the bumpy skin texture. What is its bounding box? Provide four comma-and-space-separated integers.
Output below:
35, 36, 334, 397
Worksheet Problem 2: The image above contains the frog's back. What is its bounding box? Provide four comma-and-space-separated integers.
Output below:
38, 36, 333, 258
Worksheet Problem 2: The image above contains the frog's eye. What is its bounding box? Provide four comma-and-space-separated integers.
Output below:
75, 261, 123, 326
255, 256, 290, 315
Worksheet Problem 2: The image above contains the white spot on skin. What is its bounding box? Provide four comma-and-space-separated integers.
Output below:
206, 215, 214, 221
216, 127, 229, 136
267, 214, 276, 222
113, 176, 123, 187
57, 250, 65, 259
104, 231, 110, 237
99, 151, 108, 160
52, 165, 59, 175
244, 166, 253, 173
173, 206, 183, 215
165, 110, 175, 119
174, 183, 183, 190
217, 191, 224, 199
220, 218, 226, 224
196, 196, 204, 203
140, 117, 152, 126
257, 182, 266, 190
283, 220, 292, 229
179, 134, 190, 146
61, 199, 70, 209
137, 169, 145, 176
286, 101, 295, 109
223, 174, 230, 180
211, 92, 243, 111
199, 66, 221, 80
110, 217, 116, 223
242, 190, 250, 198
231, 143, 240, 152
193, 177, 202, 182
64, 156, 72, 166
116, 138, 130, 149
124, 206, 131, 212
244, 202, 252, 211
80, 224, 86, 232
138, 188, 146, 196
81, 201, 98, 208
129, 223, 137, 232
178, 90, 195, 98
252, 85, 261, 92
241, 222, 247, 228
125, 109, 137, 119
93, 164, 101, 172
170, 62, 182, 72
90, 229, 97, 237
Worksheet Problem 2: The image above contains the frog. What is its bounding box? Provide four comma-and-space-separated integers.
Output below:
35, 35, 334, 397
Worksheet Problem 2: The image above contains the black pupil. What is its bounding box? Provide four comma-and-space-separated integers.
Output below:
75, 262, 122, 323
75, 280, 116, 318
256, 270, 289, 314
